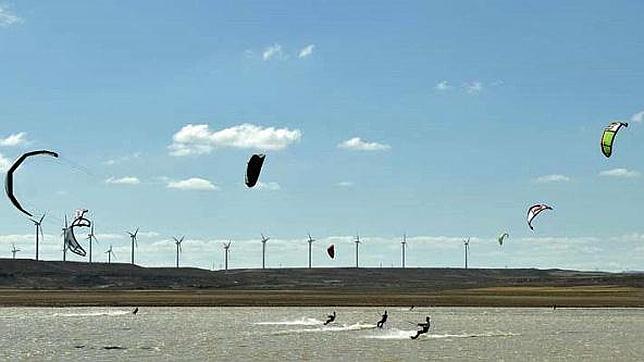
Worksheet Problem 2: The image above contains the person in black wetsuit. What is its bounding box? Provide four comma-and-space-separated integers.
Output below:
324, 311, 336, 326
411, 316, 431, 340
377, 310, 388, 328
132, 307, 139, 315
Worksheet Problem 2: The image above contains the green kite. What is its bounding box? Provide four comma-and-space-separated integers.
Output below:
601, 122, 628, 158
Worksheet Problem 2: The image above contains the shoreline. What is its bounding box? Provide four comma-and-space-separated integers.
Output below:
1, 286, 642, 308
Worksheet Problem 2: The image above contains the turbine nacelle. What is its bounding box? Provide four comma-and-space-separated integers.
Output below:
127, 228, 140, 247
173, 236, 185, 252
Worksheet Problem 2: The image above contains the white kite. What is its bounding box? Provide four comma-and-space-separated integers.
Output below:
527, 204, 553, 230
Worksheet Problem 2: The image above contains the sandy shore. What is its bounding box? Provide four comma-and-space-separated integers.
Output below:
1, 286, 642, 307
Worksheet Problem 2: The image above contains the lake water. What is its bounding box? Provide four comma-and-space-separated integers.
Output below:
1, 307, 642, 361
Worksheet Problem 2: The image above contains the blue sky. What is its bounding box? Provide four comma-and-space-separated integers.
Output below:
1, 1, 643, 271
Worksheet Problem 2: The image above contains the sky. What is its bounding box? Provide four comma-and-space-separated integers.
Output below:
0, 1, 643, 271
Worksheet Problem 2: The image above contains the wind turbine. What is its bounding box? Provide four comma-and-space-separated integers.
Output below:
260, 233, 270, 269
11, 243, 20, 259
306, 233, 315, 269
105, 245, 116, 264
401, 233, 408, 268
173, 236, 185, 268
87, 224, 98, 264
61, 215, 68, 262
464, 238, 470, 269
223, 241, 232, 271
127, 228, 139, 265
354, 233, 362, 268
29, 213, 46, 261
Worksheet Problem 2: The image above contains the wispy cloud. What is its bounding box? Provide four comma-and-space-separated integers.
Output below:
169, 123, 302, 156
535, 174, 570, 183
336, 181, 354, 188
434, 81, 451, 91
256, 181, 281, 191
105, 176, 141, 185
631, 110, 644, 123
599, 168, 640, 178
104, 152, 141, 166
338, 137, 391, 151
0, 153, 10, 172
167, 178, 218, 191
0, 132, 28, 147
263, 44, 284, 61
298, 44, 315, 58
465, 81, 483, 94
0, 5, 22, 27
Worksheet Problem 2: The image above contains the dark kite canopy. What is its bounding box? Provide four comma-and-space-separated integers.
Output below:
245, 154, 266, 188
4, 150, 59, 218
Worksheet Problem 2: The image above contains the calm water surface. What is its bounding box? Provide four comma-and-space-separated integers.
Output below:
2, 307, 642, 361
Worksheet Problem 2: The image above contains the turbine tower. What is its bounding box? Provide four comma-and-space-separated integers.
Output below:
260, 233, 270, 269
464, 238, 470, 269
127, 228, 139, 265
307, 233, 315, 269
223, 241, 232, 271
354, 234, 362, 268
105, 245, 116, 264
173, 236, 185, 268
61, 215, 68, 262
29, 214, 46, 261
401, 233, 408, 268
87, 224, 99, 264
11, 243, 20, 259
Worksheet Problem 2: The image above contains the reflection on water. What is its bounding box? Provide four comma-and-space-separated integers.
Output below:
2, 307, 643, 361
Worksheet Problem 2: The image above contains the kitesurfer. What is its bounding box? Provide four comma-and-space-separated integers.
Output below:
324, 311, 336, 326
133, 307, 139, 315
377, 310, 388, 328
409, 305, 415, 311
411, 316, 431, 340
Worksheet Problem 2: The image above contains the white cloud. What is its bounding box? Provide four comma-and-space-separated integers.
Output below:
0, 132, 28, 147
599, 168, 640, 178
104, 152, 141, 166
465, 81, 483, 94
336, 181, 354, 188
298, 44, 315, 58
256, 181, 281, 191
0, 5, 22, 27
535, 174, 570, 183
434, 81, 451, 91
338, 137, 391, 151
631, 111, 644, 123
105, 176, 141, 185
169, 123, 302, 156
0, 153, 10, 172
167, 178, 218, 191
263, 44, 283, 61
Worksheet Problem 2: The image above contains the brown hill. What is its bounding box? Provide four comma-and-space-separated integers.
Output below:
0, 259, 641, 291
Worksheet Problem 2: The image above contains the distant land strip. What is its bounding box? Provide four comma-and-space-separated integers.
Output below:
0, 260, 642, 307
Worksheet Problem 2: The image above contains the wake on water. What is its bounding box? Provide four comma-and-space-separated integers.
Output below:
52, 310, 132, 317
254, 317, 324, 326
272, 323, 378, 335
364, 329, 520, 340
